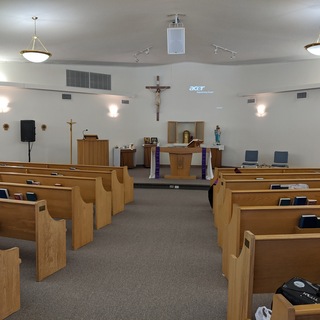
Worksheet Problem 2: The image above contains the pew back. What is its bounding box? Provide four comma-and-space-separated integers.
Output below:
0, 161, 134, 203
222, 204, 320, 277
0, 172, 111, 229
214, 177, 320, 223
0, 166, 124, 215
218, 188, 320, 246
0, 182, 93, 250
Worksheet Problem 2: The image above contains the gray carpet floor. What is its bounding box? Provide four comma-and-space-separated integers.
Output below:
2, 167, 271, 319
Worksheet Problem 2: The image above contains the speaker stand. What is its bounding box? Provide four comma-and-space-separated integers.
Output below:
28, 142, 31, 162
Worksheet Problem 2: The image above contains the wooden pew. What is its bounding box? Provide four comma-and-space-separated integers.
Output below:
0, 182, 93, 250
227, 231, 320, 320
0, 172, 111, 229
0, 199, 66, 281
271, 294, 320, 320
222, 204, 320, 278
0, 247, 20, 319
213, 172, 320, 221
214, 177, 320, 226
218, 188, 320, 247
213, 167, 320, 181
0, 161, 134, 204
0, 166, 124, 215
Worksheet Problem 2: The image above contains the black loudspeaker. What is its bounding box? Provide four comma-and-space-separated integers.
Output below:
20, 120, 36, 142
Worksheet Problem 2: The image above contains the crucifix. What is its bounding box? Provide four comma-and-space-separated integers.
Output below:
146, 75, 170, 121
67, 119, 76, 164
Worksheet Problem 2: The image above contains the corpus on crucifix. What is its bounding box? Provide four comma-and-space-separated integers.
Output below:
146, 75, 170, 121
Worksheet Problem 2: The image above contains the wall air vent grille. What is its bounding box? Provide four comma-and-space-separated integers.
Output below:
247, 98, 256, 104
66, 70, 111, 90
297, 92, 307, 99
90, 72, 111, 90
66, 70, 89, 88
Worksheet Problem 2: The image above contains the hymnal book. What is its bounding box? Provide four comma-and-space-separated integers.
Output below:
307, 199, 317, 205
278, 197, 291, 206
26, 179, 34, 184
26, 192, 37, 201
0, 188, 9, 199
14, 193, 23, 200
293, 196, 308, 205
298, 214, 318, 228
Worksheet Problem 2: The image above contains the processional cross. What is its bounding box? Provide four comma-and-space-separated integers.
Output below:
146, 76, 170, 121
67, 119, 76, 164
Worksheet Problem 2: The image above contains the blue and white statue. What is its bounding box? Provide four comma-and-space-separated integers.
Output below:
214, 125, 221, 145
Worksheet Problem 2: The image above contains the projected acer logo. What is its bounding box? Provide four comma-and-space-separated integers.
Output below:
189, 86, 213, 94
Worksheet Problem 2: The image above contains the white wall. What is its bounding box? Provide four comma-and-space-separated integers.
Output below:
0, 60, 319, 167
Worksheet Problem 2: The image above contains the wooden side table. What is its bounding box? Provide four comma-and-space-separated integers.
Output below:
120, 149, 136, 168
210, 147, 223, 168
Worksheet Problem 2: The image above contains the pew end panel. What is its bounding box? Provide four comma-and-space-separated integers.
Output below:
35, 200, 67, 281
227, 231, 320, 320
0, 247, 21, 319
0, 199, 67, 281
271, 294, 320, 320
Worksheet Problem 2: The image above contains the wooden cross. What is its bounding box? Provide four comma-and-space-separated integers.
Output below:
146, 76, 170, 121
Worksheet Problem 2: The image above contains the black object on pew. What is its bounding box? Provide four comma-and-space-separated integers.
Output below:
275, 277, 320, 305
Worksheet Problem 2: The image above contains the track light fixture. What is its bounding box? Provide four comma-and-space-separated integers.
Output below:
304, 33, 320, 56
20, 16, 52, 63
133, 46, 152, 63
212, 44, 237, 59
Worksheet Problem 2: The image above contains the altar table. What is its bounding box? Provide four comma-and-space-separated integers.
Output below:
149, 147, 214, 180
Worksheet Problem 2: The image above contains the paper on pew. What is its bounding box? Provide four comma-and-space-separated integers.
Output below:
281, 183, 309, 189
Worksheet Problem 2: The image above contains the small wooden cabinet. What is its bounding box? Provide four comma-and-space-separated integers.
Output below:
210, 147, 223, 168
120, 149, 136, 168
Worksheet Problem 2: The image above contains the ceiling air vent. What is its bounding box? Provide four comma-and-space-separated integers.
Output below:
247, 98, 256, 104
297, 92, 307, 99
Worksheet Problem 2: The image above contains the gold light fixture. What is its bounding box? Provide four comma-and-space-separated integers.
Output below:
304, 33, 320, 56
20, 16, 52, 63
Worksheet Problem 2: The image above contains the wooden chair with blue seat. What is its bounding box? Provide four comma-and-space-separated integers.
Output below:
241, 150, 259, 168
272, 151, 289, 167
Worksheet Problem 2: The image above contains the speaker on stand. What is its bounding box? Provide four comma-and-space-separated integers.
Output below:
20, 120, 36, 162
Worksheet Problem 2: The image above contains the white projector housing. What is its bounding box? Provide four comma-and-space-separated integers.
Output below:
167, 27, 185, 54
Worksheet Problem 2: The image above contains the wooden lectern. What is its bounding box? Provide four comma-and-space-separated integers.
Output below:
77, 135, 109, 165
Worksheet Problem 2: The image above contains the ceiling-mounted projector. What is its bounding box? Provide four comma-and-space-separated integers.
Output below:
167, 13, 185, 55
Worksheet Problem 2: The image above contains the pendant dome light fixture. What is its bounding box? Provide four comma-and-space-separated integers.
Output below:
304, 33, 320, 56
20, 16, 52, 63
